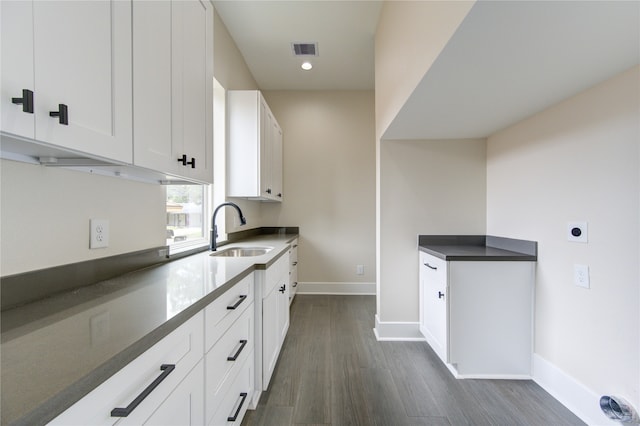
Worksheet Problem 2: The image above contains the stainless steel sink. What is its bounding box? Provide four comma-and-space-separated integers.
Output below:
210, 246, 273, 257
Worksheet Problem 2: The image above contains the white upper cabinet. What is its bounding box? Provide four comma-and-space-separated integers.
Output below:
133, 0, 214, 184
228, 91, 283, 201
1, 0, 133, 163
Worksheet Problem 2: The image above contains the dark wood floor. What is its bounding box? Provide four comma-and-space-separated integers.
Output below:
242, 295, 584, 426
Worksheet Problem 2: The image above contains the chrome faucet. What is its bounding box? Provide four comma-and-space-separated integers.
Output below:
210, 202, 247, 251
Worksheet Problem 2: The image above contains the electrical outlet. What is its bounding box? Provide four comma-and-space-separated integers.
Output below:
574, 264, 590, 289
90, 219, 109, 249
356, 264, 364, 275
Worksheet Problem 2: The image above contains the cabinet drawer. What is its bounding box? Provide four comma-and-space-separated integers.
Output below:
264, 253, 290, 296
205, 302, 254, 422
420, 251, 447, 282
207, 352, 254, 426
49, 312, 204, 426
205, 273, 254, 351
290, 239, 298, 265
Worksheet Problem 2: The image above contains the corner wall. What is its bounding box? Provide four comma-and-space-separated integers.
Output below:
486, 66, 640, 422
260, 91, 376, 292
377, 139, 486, 336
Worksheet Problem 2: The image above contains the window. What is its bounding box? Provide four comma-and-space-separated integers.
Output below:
166, 184, 208, 251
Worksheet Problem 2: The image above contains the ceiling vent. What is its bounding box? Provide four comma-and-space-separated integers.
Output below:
292, 42, 318, 56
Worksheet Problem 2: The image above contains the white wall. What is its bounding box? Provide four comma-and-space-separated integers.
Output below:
212, 8, 262, 234
379, 139, 486, 324
260, 91, 376, 289
486, 66, 639, 413
0, 160, 165, 276
374, 0, 473, 139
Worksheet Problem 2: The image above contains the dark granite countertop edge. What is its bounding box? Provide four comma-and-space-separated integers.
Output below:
418, 235, 537, 261
7, 232, 298, 426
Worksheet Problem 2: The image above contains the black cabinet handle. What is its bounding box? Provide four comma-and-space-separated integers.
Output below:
293, 282, 298, 288
186, 157, 195, 168
227, 340, 248, 361
111, 364, 175, 417
292, 244, 298, 248
438, 291, 445, 299
277, 193, 282, 198
11, 89, 34, 113
227, 294, 247, 310
227, 392, 248, 422
177, 154, 188, 166
266, 188, 272, 194
279, 284, 286, 293
424, 263, 437, 270
49, 103, 68, 125
293, 261, 298, 266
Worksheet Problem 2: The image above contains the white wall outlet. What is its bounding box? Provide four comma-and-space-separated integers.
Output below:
574, 264, 590, 288
356, 264, 364, 275
90, 219, 109, 249
567, 221, 588, 243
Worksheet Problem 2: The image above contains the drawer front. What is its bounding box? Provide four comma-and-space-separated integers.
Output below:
264, 252, 290, 296
205, 273, 254, 351
207, 352, 254, 426
205, 302, 254, 422
49, 312, 204, 426
290, 239, 298, 265
420, 251, 447, 283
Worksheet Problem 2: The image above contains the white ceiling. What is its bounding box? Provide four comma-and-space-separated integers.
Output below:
383, 0, 640, 139
214, 0, 639, 139
213, 0, 382, 90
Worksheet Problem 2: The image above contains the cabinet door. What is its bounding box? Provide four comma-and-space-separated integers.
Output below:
262, 285, 279, 389
133, 0, 213, 183
178, 0, 213, 183
419, 253, 448, 362
127, 361, 204, 426
259, 99, 273, 198
1, 0, 35, 139
277, 281, 290, 344
271, 119, 283, 200
33, 1, 133, 163
133, 0, 177, 174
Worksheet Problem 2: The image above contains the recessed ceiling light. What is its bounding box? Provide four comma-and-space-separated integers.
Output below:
301, 62, 313, 71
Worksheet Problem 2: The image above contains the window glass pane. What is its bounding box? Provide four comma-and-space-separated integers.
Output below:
166, 185, 206, 246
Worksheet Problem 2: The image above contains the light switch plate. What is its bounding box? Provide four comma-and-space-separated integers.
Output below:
574, 264, 590, 288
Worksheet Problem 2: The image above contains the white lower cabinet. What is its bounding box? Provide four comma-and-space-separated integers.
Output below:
139, 360, 204, 426
259, 253, 290, 390
49, 313, 204, 426
419, 251, 535, 378
204, 274, 255, 425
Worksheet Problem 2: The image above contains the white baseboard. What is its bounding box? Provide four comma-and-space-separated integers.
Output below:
373, 314, 425, 341
532, 354, 616, 426
296, 281, 375, 295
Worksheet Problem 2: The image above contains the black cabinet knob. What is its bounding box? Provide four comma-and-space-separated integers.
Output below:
49, 103, 68, 125
11, 89, 34, 113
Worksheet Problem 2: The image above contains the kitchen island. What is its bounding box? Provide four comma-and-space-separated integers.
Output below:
1, 230, 298, 425
418, 235, 537, 379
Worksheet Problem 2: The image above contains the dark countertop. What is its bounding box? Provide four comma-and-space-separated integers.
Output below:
418, 235, 537, 261
1, 233, 298, 426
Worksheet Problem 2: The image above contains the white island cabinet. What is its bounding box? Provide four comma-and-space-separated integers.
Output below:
419, 250, 535, 378
1, 0, 133, 163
